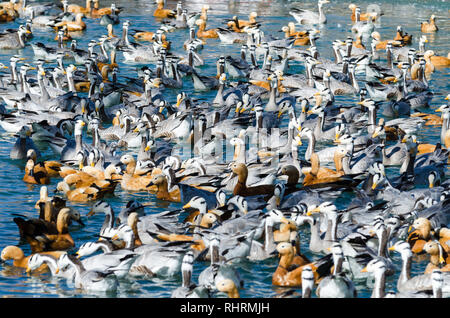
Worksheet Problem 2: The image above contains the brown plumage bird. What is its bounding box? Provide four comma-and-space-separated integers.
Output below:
153, 0, 176, 19
421, 14, 438, 33
228, 162, 275, 199
14, 207, 75, 253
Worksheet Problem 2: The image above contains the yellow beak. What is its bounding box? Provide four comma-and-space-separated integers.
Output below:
183, 202, 191, 209
280, 217, 289, 224
306, 207, 320, 216
360, 267, 367, 273
144, 145, 150, 152
371, 182, 378, 190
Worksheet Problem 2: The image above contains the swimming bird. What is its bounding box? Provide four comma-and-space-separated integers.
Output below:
316, 242, 357, 298
289, 0, 330, 25
57, 253, 118, 292
153, 0, 175, 19
272, 241, 333, 287
421, 15, 438, 33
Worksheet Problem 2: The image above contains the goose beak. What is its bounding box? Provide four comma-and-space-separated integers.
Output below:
144, 145, 150, 152
183, 202, 191, 209
388, 246, 395, 251
25, 266, 31, 273
371, 182, 378, 190
360, 266, 367, 273
87, 209, 95, 217
306, 207, 320, 216
280, 216, 290, 224
55, 267, 60, 274
133, 127, 140, 133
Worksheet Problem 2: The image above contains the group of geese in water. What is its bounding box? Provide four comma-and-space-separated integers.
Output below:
0, 0, 449, 299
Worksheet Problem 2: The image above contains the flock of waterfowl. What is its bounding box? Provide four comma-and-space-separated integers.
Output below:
0, 0, 449, 298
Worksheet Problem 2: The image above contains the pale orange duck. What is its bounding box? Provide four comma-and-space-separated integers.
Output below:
422, 241, 450, 274
91, 0, 122, 17
54, 13, 87, 32
421, 14, 438, 33
427, 50, 450, 68
64, 0, 92, 14
393, 26, 412, 45
272, 242, 332, 287
232, 12, 258, 29
118, 154, 155, 192
195, 18, 218, 39
26, 149, 62, 178
23, 155, 50, 185
348, 4, 378, 22
153, 0, 176, 19
407, 217, 434, 254
371, 31, 402, 50
281, 23, 317, 46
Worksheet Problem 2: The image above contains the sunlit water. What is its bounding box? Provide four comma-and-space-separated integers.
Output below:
0, 0, 449, 298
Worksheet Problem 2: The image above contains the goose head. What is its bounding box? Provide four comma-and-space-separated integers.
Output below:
87, 200, 112, 217
183, 196, 207, 212
388, 240, 412, 259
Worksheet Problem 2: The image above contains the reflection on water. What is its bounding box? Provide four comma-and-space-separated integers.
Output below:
0, 0, 448, 298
